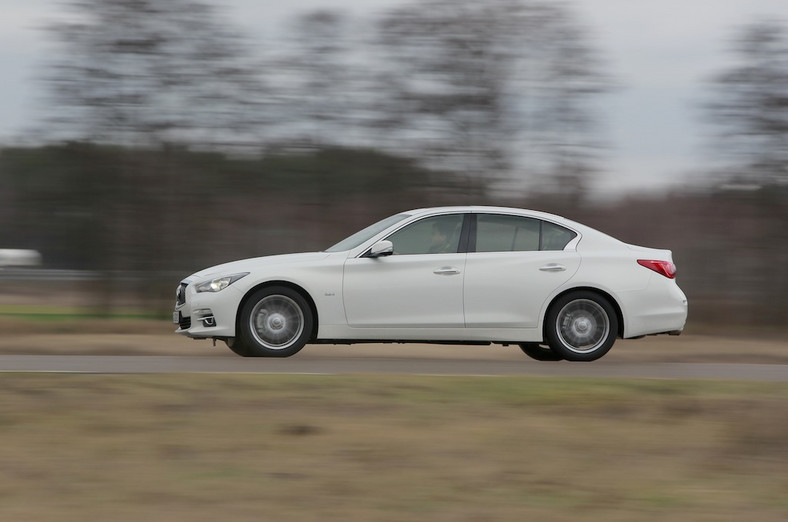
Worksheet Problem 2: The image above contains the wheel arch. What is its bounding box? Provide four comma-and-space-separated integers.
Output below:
236, 280, 319, 342
543, 287, 624, 339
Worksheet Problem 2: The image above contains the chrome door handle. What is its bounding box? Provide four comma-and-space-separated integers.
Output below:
434, 267, 461, 276
539, 264, 566, 272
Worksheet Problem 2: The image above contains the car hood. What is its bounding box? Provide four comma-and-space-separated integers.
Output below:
186, 252, 331, 281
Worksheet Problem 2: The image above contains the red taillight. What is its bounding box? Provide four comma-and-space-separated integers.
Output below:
638, 259, 676, 279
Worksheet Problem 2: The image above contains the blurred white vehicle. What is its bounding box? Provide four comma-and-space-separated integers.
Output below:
174, 207, 687, 361
0, 249, 42, 267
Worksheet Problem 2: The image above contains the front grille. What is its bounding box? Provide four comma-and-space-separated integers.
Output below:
176, 283, 187, 306
179, 315, 191, 330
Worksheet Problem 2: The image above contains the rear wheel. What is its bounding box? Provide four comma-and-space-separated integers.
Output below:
518, 343, 563, 361
236, 286, 313, 357
545, 292, 618, 362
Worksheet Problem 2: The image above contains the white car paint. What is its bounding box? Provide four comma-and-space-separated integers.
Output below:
343, 252, 466, 328
174, 206, 688, 361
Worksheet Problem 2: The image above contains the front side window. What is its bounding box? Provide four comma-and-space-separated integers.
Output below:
385, 214, 464, 255
475, 214, 577, 252
326, 213, 410, 252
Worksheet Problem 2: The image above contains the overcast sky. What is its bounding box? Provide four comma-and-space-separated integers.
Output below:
1, 0, 787, 196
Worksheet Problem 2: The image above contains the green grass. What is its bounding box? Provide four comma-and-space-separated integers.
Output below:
0, 304, 167, 322
1, 375, 786, 521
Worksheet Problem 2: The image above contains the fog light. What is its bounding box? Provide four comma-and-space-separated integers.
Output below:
193, 308, 216, 328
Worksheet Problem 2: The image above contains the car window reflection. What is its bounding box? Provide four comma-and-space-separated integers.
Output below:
385, 214, 464, 255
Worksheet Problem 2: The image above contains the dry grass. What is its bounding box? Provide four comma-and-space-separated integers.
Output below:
0, 316, 786, 364
0, 374, 786, 521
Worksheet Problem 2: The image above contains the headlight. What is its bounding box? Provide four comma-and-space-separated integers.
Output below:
195, 273, 249, 293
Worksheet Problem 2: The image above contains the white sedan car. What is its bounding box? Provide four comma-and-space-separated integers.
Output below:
174, 206, 687, 361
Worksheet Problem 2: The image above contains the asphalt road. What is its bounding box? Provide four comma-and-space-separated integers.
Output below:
1, 354, 786, 381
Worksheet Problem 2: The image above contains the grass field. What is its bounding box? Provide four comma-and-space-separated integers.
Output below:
0, 304, 166, 324
1, 374, 786, 521
1, 316, 787, 365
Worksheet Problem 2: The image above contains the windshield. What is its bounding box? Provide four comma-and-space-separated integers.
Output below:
325, 213, 410, 252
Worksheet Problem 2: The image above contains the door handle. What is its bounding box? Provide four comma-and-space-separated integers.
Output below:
539, 264, 566, 272
434, 266, 461, 276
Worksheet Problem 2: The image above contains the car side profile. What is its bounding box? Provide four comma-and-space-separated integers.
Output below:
174, 206, 688, 361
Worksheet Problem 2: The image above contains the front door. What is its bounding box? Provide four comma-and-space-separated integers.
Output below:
343, 213, 466, 328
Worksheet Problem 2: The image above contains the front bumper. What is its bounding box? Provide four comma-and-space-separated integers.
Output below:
173, 280, 243, 339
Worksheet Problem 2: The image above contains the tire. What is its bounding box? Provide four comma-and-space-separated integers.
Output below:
544, 291, 618, 362
236, 286, 313, 357
518, 343, 564, 361
225, 337, 253, 357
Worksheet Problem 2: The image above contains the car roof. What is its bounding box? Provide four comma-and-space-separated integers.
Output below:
405, 206, 571, 224
403, 206, 623, 247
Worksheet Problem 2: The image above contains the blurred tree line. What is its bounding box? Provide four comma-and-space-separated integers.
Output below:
0, 144, 466, 271
0, 0, 787, 328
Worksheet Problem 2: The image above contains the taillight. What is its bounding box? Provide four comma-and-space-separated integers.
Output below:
638, 259, 676, 279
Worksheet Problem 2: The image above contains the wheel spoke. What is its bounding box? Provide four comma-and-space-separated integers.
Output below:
249, 295, 304, 350
556, 299, 609, 353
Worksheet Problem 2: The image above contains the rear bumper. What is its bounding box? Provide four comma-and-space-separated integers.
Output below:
620, 277, 688, 338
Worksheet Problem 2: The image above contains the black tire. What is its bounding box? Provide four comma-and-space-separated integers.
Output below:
518, 343, 564, 361
544, 291, 618, 362
236, 286, 313, 358
225, 337, 253, 357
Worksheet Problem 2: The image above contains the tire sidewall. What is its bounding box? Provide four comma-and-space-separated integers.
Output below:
238, 286, 313, 357
519, 343, 564, 361
545, 291, 618, 362
225, 337, 253, 357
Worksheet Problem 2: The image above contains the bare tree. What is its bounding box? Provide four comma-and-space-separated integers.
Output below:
40, 0, 271, 312
701, 20, 788, 323
262, 10, 389, 152
257, 1, 608, 196
265, 11, 350, 147
43, 0, 267, 147
706, 20, 788, 185
374, 0, 608, 192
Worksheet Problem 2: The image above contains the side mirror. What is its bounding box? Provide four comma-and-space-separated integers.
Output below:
367, 240, 393, 258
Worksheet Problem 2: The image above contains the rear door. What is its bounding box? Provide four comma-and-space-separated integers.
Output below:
463, 213, 581, 328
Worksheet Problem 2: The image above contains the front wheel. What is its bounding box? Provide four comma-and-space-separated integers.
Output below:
544, 292, 618, 362
225, 337, 252, 357
236, 286, 313, 357
519, 343, 563, 361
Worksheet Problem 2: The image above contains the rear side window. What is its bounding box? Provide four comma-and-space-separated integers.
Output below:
541, 221, 577, 250
476, 214, 540, 252
474, 214, 576, 252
